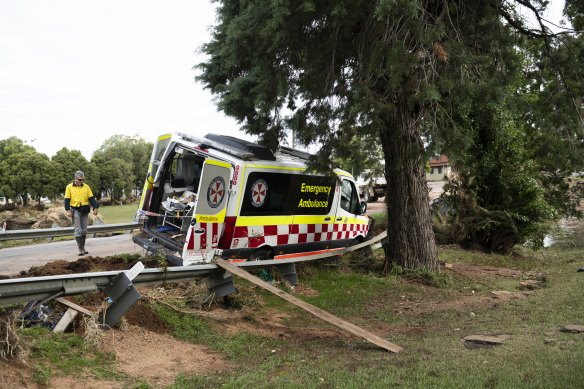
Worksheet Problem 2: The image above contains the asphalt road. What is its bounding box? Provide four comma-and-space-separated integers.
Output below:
0, 234, 144, 276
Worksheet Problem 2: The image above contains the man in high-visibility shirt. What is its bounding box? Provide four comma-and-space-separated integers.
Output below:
64, 171, 99, 256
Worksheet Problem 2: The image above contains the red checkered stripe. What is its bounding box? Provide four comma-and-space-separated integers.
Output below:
230, 223, 369, 249
187, 222, 222, 250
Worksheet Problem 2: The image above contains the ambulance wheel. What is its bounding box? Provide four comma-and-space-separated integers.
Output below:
249, 248, 270, 261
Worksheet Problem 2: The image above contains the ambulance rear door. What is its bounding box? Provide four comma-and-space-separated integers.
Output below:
183, 158, 231, 265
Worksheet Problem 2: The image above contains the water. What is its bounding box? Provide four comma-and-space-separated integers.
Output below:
544, 217, 584, 248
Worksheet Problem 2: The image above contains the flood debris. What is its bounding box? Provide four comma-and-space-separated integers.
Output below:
463, 334, 512, 349
560, 325, 584, 333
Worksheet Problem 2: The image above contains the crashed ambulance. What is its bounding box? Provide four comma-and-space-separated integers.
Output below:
134, 132, 373, 265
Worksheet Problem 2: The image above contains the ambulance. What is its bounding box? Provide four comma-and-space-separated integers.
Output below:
134, 132, 373, 265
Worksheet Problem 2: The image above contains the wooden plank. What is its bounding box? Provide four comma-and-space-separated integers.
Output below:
463, 335, 512, 344
56, 297, 94, 316
53, 308, 78, 333
215, 258, 403, 353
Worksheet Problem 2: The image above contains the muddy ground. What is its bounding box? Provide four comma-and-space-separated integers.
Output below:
0, 251, 543, 389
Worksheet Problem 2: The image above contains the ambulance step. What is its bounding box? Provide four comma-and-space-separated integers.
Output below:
132, 236, 182, 266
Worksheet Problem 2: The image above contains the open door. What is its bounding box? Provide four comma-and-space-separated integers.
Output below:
138, 134, 172, 212
183, 159, 231, 265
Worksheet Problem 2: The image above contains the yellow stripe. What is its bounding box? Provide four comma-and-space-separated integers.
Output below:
334, 216, 369, 225
158, 134, 172, 141
235, 215, 293, 226
246, 164, 305, 171
293, 215, 334, 224
206, 159, 231, 169
334, 170, 354, 179
196, 207, 227, 223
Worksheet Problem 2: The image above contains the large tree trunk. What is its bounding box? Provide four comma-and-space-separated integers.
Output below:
379, 106, 438, 272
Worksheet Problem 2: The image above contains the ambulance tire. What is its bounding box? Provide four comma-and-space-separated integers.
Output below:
249, 248, 271, 261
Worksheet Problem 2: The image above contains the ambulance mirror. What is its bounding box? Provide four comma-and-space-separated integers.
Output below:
360, 201, 367, 215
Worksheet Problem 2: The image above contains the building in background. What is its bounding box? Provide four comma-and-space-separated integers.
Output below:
427, 155, 452, 181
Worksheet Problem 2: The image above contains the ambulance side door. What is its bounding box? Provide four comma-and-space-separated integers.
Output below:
183, 159, 231, 263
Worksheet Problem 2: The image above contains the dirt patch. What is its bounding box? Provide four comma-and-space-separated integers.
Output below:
99, 325, 226, 388
16, 255, 161, 278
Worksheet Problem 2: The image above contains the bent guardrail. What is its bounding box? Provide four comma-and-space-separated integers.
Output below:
0, 230, 387, 306
0, 222, 141, 241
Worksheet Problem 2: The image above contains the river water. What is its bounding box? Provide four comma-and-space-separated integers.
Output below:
544, 217, 584, 248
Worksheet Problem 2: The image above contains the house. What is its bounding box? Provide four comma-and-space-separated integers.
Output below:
427, 155, 452, 181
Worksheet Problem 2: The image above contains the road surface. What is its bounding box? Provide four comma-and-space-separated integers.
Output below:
0, 234, 144, 276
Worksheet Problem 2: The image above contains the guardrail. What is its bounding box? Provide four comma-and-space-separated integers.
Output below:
0, 231, 387, 306
0, 222, 141, 241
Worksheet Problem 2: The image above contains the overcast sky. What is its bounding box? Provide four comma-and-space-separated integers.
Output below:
0, 1, 567, 160
0, 0, 247, 159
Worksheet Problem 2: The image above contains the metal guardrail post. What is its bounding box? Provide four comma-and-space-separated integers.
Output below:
208, 270, 235, 298
102, 272, 141, 327
276, 263, 298, 285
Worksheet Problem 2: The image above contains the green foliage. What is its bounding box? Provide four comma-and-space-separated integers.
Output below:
439, 106, 557, 253
0, 135, 152, 203
91, 135, 153, 201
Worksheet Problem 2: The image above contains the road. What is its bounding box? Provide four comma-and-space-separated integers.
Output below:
0, 234, 144, 276
366, 180, 445, 214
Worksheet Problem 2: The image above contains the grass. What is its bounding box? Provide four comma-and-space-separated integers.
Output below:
9, 244, 584, 388
21, 327, 124, 384
99, 203, 139, 224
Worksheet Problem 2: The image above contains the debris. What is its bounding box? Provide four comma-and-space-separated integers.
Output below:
577, 268, 584, 273
53, 308, 78, 333
490, 290, 535, 299
560, 325, 584, 333
518, 280, 544, 290
439, 262, 453, 269
463, 334, 512, 345
56, 297, 94, 316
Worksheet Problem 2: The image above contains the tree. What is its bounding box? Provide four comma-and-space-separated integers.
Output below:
198, 1, 582, 270
0, 137, 55, 205
51, 148, 94, 198
91, 135, 152, 201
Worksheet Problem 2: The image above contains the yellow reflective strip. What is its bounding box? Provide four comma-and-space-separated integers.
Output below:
246, 164, 305, 171
335, 170, 354, 179
206, 159, 231, 169
235, 215, 294, 226
334, 216, 369, 225
158, 134, 172, 141
293, 215, 334, 224
196, 208, 227, 223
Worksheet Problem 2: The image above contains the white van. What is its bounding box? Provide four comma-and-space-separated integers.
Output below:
135, 132, 372, 265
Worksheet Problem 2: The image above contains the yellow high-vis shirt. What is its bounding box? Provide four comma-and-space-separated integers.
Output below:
65, 183, 94, 207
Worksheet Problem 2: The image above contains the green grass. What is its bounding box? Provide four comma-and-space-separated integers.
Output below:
99, 203, 139, 224
13, 244, 584, 388
162, 245, 584, 389
21, 327, 124, 383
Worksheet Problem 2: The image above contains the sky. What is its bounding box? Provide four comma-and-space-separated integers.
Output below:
0, 0, 246, 159
0, 1, 568, 160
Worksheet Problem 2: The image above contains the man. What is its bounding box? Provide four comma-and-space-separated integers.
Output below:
64, 171, 99, 256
